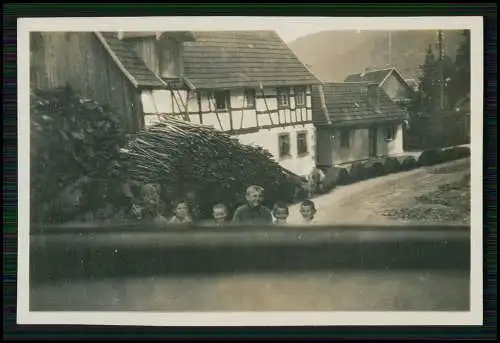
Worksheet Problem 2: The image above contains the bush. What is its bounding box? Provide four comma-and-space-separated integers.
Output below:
441, 148, 459, 162
418, 149, 444, 166
349, 162, 366, 182
337, 167, 350, 185
400, 156, 418, 171
453, 146, 471, 159
30, 86, 128, 224
440, 146, 471, 163
120, 117, 302, 219
359, 161, 375, 179
321, 166, 349, 191
369, 161, 386, 178
383, 157, 401, 174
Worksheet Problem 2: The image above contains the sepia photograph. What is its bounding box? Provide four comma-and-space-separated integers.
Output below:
18, 16, 483, 326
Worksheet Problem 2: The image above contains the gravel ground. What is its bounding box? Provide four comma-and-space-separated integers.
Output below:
287, 158, 471, 226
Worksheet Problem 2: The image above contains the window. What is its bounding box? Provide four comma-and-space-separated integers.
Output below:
297, 132, 308, 155
384, 125, 396, 141
277, 88, 290, 109
278, 134, 291, 158
340, 130, 350, 148
244, 89, 256, 109
295, 87, 306, 108
214, 91, 230, 111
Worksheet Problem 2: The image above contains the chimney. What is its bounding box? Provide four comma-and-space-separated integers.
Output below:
367, 84, 380, 110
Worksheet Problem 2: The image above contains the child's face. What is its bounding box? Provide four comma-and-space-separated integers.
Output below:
246, 190, 264, 208
175, 203, 189, 219
274, 208, 289, 221
213, 207, 227, 222
300, 205, 316, 221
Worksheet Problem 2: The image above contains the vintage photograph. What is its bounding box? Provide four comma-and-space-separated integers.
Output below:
19, 16, 482, 325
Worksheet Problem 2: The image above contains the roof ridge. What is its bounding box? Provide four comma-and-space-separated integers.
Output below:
363, 67, 394, 74
323, 81, 372, 87
191, 30, 278, 36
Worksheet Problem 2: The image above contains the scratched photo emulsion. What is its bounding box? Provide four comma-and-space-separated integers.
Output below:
25, 20, 472, 315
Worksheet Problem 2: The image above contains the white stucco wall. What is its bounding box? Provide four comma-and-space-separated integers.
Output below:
316, 123, 404, 167
235, 124, 316, 177
376, 123, 404, 156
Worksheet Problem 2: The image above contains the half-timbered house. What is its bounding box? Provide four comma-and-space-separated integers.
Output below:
141, 31, 321, 176
311, 82, 409, 168
30, 31, 320, 177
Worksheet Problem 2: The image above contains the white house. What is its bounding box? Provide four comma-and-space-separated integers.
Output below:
120, 30, 321, 177
311, 82, 409, 168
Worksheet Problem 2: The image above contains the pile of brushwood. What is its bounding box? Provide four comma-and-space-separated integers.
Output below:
120, 117, 303, 219
31, 86, 303, 224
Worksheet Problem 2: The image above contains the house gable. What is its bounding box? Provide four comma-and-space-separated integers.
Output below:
121, 35, 185, 81
345, 68, 413, 103
95, 32, 166, 88
380, 70, 414, 103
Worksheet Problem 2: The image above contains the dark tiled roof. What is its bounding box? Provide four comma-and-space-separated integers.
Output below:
96, 32, 166, 88
311, 82, 409, 127
182, 31, 320, 89
344, 68, 394, 84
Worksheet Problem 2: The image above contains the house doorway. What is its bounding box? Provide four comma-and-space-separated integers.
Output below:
369, 127, 378, 157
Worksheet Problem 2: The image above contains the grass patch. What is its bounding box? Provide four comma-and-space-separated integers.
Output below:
381, 174, 470, 224
427, 159, 471, 175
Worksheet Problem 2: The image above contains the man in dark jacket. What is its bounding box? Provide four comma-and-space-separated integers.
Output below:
232, 185, 273, 225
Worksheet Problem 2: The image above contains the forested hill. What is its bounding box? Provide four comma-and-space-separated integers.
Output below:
288, 30, 465, 82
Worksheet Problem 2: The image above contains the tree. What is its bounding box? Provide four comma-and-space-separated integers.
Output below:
415, 45, 439, 114
414, 44, 457, 114
452, 30, 471, 104
442, 54, 458, 109
404, 43, 460, 149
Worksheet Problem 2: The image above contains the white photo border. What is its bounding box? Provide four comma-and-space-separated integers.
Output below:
17, 16, 484, 326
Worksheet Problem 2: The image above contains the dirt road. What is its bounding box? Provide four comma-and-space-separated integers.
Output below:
287, 158, 471, 225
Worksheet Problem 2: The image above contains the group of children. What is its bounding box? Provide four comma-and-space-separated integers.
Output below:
168, 185, 318, 226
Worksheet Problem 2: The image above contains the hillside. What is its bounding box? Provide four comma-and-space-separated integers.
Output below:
288, 30, 465, 82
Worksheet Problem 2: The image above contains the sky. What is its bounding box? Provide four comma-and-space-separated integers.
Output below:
22, 16, 477, 43
276, 28, 329, 43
